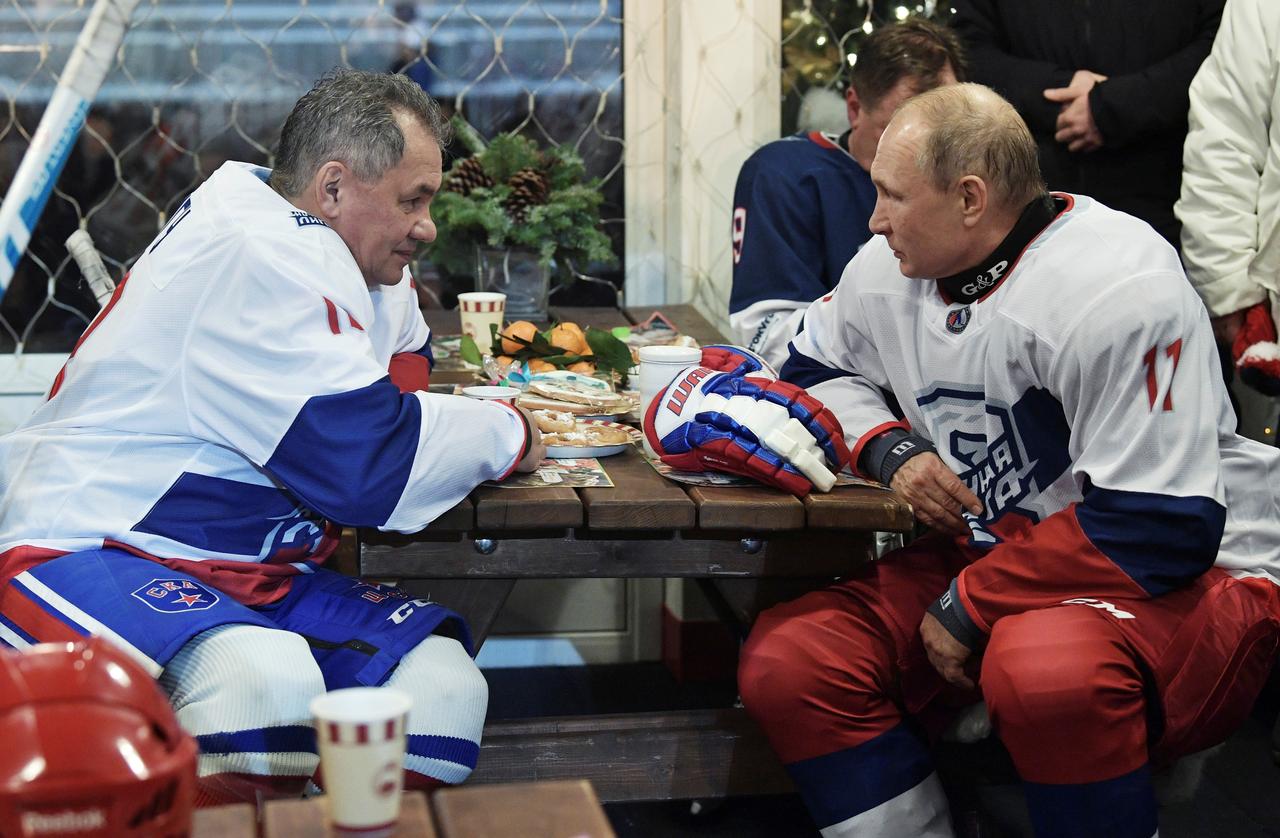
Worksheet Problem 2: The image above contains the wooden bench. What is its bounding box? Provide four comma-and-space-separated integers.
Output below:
196, 781, 614, 837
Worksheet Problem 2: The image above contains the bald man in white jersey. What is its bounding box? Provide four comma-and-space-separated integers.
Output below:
739, 83, 1280, 838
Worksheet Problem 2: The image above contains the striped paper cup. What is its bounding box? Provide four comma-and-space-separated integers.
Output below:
310, 687, 413, 836
457, 291, 506, 345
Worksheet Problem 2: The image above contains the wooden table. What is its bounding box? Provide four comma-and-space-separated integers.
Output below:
195, 781, 613, 837
362, 304, 913, 803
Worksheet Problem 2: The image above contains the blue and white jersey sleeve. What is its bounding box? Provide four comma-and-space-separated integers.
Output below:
781, 260, 905, 464
185, 237, 525, 532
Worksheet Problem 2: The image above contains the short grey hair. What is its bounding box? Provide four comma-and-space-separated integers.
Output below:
904, 83, 1045, 210
270, 69, 452, 197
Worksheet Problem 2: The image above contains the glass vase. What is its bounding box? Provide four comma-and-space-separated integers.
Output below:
475, 247, 550, 321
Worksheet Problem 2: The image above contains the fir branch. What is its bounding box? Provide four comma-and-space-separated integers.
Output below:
427, 131, 618, 282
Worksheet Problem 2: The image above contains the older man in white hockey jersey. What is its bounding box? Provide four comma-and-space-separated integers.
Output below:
738, 83, 1280, 838
0, 69, 544, 805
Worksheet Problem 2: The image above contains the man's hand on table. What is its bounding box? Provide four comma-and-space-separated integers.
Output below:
889, 452, 982, 536
514, 406, 546, 472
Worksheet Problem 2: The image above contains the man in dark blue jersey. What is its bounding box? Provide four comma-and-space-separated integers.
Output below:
730, 18, 965, 367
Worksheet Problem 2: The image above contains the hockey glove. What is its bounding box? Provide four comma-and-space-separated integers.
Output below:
644, 365, 850, 495
699, 344, 778, 379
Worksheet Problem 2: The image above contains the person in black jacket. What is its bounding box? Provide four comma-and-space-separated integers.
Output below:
950, 0, 1223, 248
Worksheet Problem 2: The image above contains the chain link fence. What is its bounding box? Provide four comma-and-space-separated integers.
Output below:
0, 0, 622, 353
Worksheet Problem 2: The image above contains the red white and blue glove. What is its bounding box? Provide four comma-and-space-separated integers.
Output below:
644, 365, 851, 495
699, 344, 778, 379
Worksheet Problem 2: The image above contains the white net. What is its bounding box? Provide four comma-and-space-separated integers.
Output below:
0, 0, 623, 353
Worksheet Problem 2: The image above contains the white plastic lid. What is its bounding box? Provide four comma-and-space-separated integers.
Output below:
638, 345, 702, 364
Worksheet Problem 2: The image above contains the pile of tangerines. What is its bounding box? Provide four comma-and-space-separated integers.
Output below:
494, 320, 597, 374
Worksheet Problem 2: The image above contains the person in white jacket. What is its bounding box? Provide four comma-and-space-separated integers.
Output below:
1177, 0, 1280, 402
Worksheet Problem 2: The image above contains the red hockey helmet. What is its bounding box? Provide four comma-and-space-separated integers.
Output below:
0, 637, 198, 837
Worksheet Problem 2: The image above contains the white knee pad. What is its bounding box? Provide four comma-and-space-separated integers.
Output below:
160, 623, 325, 780
385, 634, 488, 784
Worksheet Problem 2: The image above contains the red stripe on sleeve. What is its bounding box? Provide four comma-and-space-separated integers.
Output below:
48, 273, 132, 400
492, 401, 533, 480
323, 298, 341, 334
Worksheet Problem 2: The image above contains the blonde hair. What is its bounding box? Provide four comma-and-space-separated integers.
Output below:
903, 83, 1045, 209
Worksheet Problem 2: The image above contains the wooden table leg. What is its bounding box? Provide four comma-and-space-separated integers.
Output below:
396, 579, 517, 650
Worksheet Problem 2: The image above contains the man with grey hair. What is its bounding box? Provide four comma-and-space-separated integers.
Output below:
0, 69, 543, 806
739, 83, 1280, 837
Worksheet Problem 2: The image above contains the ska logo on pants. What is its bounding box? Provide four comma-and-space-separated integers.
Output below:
130, 579, 221, 613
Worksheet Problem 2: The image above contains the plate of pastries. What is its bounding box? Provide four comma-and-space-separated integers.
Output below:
531, 410, 641, 458
516, 377, 635, 420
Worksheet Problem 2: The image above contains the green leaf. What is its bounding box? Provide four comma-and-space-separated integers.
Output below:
610, 326, 631, 340
584, 327, 634, 378
458, 334, 483, 367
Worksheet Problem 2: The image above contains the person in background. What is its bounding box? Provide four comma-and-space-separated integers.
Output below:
0, 69, 543, 806
729, 17, 965, 368
389, 1, 434, 96
738, 83, 1280, 838
951, 0, 1223, 249
1177, 0, 1280, 407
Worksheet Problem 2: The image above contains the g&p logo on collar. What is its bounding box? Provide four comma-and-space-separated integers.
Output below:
131, 579, 220, 613
946, 305, 972, 334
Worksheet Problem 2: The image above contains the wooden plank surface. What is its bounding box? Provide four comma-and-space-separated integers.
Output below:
423, 309, 462, 336
193, 803, 256, 838
689, 486, 806, 531
263, 791, 435, 838
803, 485, 914, 532
548, 306, 629, 330
625, 304, 727, 345
361, 531, 874, 578
423, 498, 475, 533
432, 780, 615, 838
471, 485, 583, 529
580, 446, 696, 530
472, 709, 793, 802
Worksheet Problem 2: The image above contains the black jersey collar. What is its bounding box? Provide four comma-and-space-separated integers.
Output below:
837, 128, 853, 156
937, 194, 1063, 305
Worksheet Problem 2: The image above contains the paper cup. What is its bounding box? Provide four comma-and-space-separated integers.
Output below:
638, 345, 703, 457
458, 291, 507, 349
461, 385, 521, 404
311, 687, 412, 837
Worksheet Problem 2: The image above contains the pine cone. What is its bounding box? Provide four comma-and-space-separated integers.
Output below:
443, 156, 494, 196
503, 167, 550, 222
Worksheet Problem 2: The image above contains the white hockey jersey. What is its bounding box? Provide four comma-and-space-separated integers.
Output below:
0, 162, 525, 595
785, 194, 1280, 633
